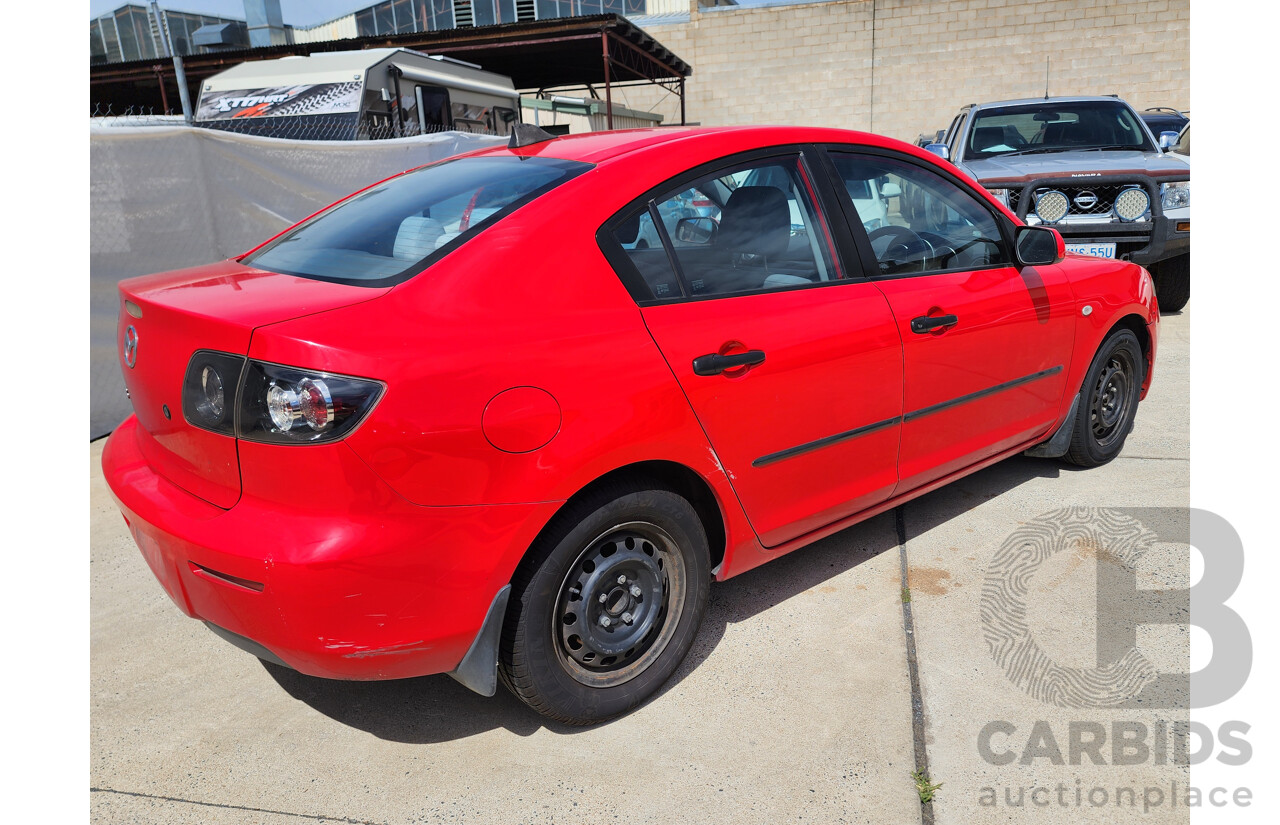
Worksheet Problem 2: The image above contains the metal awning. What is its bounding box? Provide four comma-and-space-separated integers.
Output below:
90, 14, 691, 128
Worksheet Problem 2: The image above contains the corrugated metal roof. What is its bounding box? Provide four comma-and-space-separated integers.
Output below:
628, 12, 692, 27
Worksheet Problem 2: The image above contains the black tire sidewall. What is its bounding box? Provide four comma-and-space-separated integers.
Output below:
503, 487, 710, 724
1070, 329, 1145, 466
1153, 255, 1190, 313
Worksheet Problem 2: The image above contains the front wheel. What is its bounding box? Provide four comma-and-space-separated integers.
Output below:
1065, 328, 1145, 467
499, 481, 711, 725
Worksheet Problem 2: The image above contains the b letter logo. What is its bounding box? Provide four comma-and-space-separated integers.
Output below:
981, 508, 1251, 709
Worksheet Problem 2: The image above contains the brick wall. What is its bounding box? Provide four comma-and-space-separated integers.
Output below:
618, 0, 1189, 143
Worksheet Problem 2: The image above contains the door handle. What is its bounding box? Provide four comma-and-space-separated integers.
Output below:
692, 350, 766, 376
910, 314, 959, 334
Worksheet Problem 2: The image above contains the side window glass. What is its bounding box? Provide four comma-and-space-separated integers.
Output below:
612, 205, 684, 300
944, 113, 964, 147
675, 158, 841, 298
830, 153, 1009, 277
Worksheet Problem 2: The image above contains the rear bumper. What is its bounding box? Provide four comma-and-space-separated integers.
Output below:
103, 414, 558, 681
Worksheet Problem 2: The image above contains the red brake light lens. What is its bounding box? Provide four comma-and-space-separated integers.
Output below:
182, 352, 382, 444
239, 361, 383, 444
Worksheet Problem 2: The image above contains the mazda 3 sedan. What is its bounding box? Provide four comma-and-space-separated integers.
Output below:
104, 125, 1159, 725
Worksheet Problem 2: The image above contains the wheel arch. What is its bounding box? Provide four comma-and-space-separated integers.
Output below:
1104, 312, 1154, 391
525, 460, 729, 578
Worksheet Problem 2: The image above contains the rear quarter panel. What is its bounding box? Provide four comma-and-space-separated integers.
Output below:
247, 168, 765, 578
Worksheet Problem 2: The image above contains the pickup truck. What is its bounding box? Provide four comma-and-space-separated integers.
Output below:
926, 96, 1190, 311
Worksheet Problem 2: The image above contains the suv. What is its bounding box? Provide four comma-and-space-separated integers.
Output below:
927, 96, 1190, 311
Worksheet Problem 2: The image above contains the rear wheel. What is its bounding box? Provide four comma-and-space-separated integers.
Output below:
1151, 255, 1190, 312
1065, 329, 1145, 467
499, 480, 710, 725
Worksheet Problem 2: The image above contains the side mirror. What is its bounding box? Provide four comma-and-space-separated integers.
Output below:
924, 143, 950, 161
1015, 225, 1065, 266
1159, 130, 1179, 150
880, 182, 902, 199
674, 216, 718, 246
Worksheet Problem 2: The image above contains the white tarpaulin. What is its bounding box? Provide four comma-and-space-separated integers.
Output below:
90, 122, 503, 438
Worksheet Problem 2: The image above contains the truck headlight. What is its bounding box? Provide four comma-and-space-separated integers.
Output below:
985, 188, 1011, 207
1160, 181, 1190, 210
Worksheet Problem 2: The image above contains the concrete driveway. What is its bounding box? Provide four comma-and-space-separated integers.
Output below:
91, 311, 1189, 824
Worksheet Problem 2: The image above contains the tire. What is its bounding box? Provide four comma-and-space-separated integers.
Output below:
1151, 254, 1190, 313
1065, 328, 1145, 467
499, 479, 711, 725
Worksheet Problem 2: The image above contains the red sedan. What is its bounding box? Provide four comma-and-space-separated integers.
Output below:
103, 125, 1158, 725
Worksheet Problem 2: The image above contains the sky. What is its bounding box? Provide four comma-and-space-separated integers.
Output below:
88, 1, 374, 27
88, 0, 809, 26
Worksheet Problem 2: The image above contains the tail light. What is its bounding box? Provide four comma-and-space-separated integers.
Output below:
182, 353, 383, 444
181, 351, 244, 435
239, 361, 382, 444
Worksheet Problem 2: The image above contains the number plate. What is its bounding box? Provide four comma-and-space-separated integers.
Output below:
1066, 242, 1117, 259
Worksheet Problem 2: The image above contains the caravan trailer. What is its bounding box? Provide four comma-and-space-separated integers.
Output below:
194, 48, 522, 140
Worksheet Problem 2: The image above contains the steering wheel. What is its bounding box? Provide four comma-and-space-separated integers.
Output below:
936, 236, 1000, 267
867, 225, 933, 273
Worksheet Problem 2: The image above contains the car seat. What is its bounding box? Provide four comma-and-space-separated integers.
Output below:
393, 216, 446, 260
971, 126, 1008, 152
675, 186, 793, 295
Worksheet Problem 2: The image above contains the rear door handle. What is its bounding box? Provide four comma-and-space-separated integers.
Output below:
910, 314, 959, 334
692, 350, 766, 376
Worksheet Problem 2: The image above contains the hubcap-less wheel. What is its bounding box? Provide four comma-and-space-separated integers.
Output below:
500, 483, 710, 725
554, 521, 686, 688
1090, 350, 1136, 450
1064, 328, 1144, 468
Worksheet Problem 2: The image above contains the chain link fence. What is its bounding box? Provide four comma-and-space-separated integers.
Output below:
90, 112, 504, 439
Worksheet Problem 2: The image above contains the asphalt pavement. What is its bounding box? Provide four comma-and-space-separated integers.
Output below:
90, 309, 1190, 825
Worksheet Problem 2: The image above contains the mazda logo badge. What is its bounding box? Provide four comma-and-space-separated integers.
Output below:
1074, 190, 1099, 210
124, 325, 139, 369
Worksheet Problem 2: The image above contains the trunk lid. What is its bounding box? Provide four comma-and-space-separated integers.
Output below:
116, 259, 389, 508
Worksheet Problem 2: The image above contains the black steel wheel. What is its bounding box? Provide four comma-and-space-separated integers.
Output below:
554, 522, 686, 687
499, 479, 710, 725
1066, 328, 1145, 467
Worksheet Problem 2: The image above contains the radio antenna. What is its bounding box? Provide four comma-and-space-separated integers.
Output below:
1044, 57, 1050, 99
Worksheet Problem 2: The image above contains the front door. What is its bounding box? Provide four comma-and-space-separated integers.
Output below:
604, 150, 904, 548
826, 150, 1077, 492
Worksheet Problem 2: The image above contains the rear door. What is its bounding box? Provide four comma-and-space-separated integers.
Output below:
602, 148, 904, 548
824, 149, 1076, 493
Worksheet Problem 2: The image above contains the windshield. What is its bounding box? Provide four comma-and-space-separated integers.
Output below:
964, 101, 1154, 160
245, 155, 590, 286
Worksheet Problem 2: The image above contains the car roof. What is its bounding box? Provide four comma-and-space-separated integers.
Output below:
969, 96, 1133, 111
465, 125, 910, 166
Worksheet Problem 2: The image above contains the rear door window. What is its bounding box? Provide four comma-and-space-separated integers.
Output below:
607, 155, 841, 300
245, 155, 590, 287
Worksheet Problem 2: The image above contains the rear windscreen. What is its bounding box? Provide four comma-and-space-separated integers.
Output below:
244, 155, 590, 286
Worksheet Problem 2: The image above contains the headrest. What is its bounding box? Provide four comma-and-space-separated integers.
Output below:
716, 186, 791, 260
393, 216, 445, 261
615, 211, 642, 246
972, 126, 1007, 151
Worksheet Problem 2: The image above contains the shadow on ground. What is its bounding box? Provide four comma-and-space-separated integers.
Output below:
263, 454, 1061, 743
